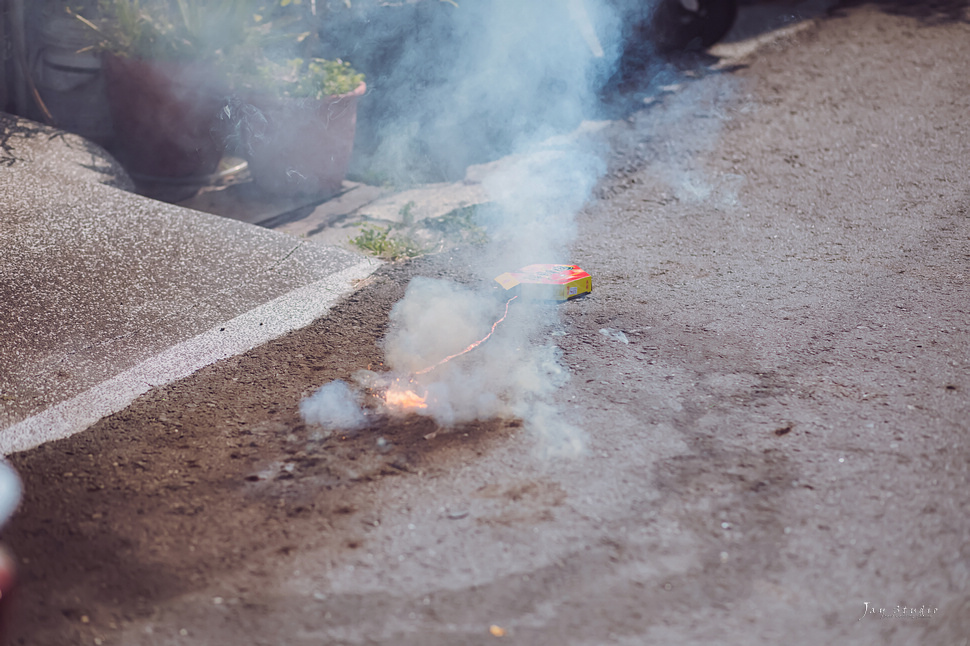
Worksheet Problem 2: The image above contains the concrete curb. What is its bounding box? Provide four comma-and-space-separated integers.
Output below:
1, 258, 379, 456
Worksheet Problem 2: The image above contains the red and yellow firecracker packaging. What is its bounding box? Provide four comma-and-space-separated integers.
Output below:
494, 264, 592, 301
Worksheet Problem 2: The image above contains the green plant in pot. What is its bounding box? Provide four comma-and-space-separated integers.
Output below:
231, 54, 366, 197
73, 0, 253, 182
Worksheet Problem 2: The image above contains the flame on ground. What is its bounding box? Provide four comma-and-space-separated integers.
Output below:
384, 387, 428, 410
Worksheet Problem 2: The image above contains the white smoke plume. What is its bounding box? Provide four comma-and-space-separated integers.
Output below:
300, 0, 661, 455
379, 279, 573, 442
358, 0, 625, 184
301, 279, 584, 455
299, 379, 366, 435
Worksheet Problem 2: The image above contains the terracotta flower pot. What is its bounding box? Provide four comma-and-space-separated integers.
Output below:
103, 55, 227, 180
240, 82, 365, 197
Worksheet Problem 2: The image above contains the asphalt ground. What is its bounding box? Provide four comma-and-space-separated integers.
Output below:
3, 2, 970, 645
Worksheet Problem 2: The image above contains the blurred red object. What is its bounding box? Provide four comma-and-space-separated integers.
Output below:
0, 461, 21, 645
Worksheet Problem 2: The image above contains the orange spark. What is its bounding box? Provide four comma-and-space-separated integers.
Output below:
414, 295, 518, 376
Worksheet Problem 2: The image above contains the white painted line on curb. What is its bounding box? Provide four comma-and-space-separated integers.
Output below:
1, 258, 380, 456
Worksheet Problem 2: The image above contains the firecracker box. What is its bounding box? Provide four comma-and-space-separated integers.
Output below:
494, 264, 592, 301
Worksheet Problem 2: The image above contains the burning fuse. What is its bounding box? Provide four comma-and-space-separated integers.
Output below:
494, 264, 592, 301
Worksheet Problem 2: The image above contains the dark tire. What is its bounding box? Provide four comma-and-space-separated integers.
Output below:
650, 0, 738, 51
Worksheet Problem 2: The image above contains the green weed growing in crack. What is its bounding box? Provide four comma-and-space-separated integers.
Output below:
351, 201, 490, 260
425, 205, 489, 245
350, 223, 429, 260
